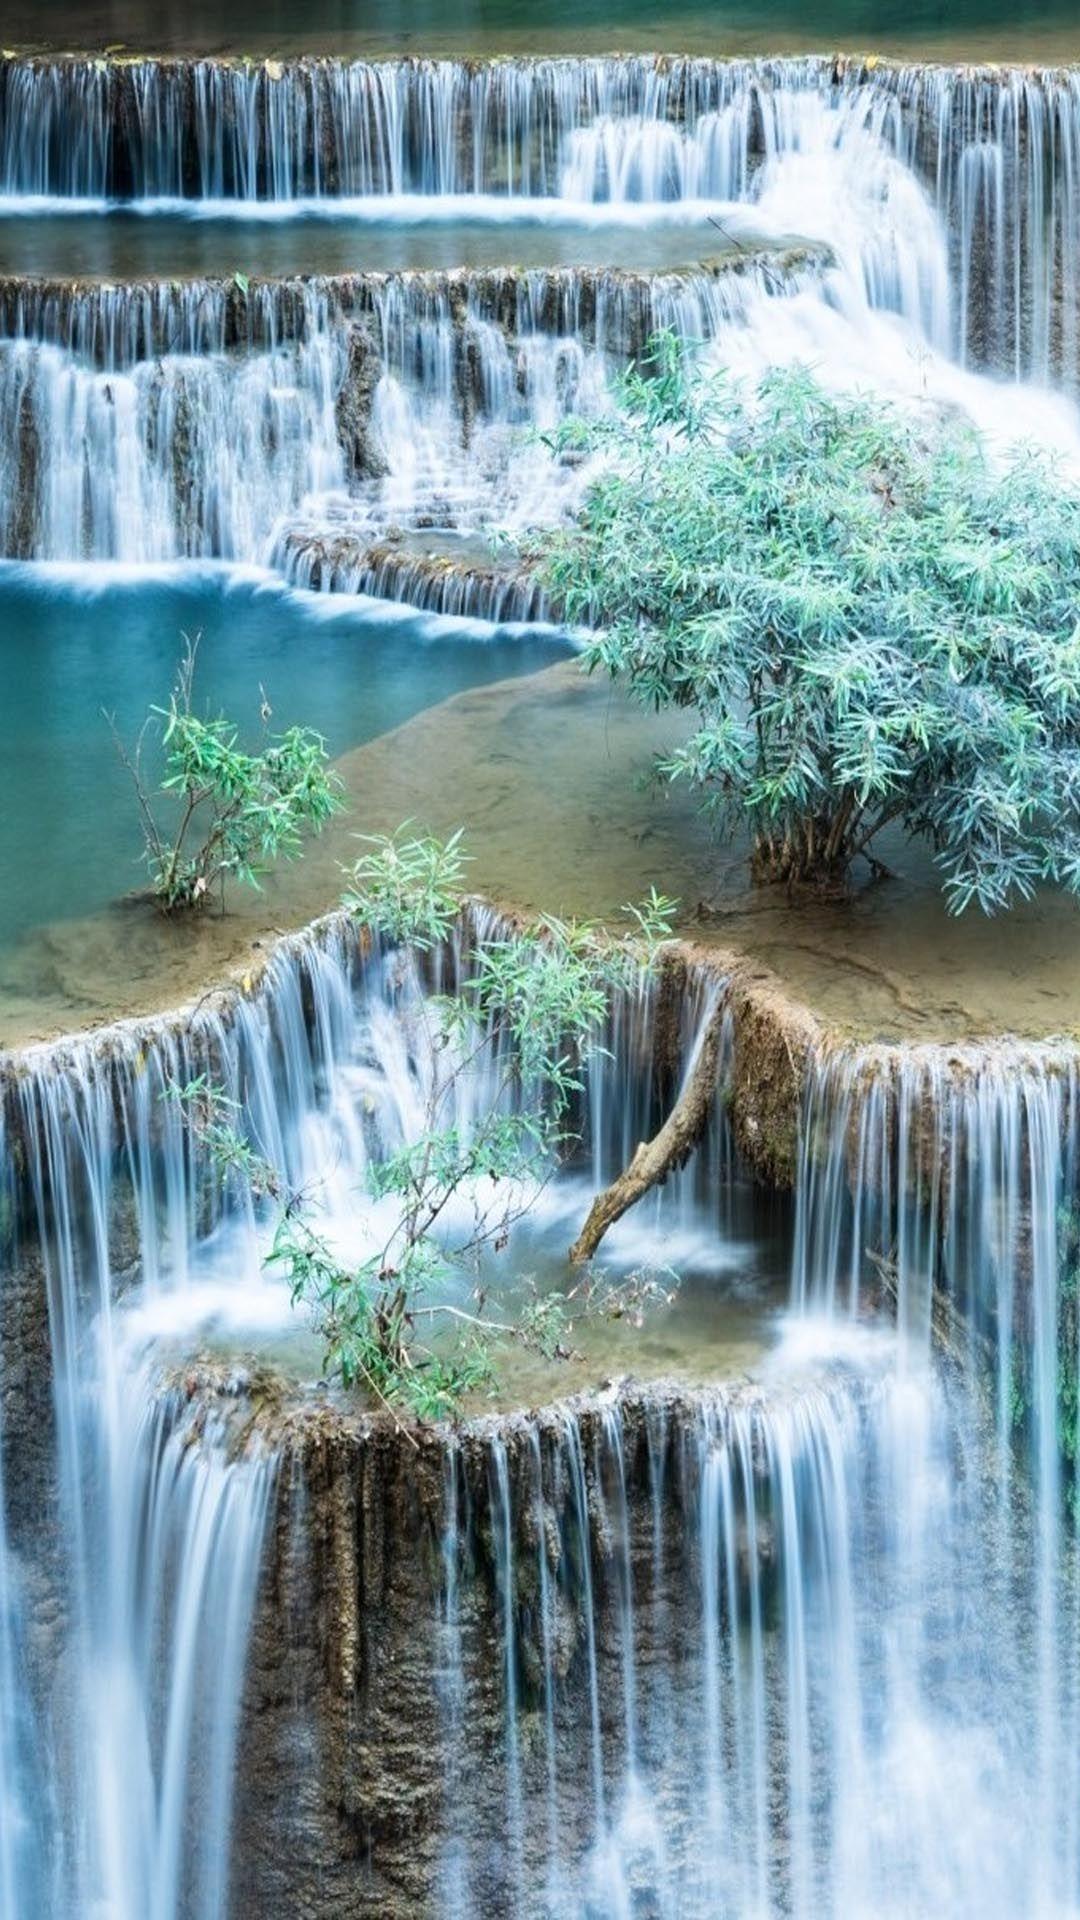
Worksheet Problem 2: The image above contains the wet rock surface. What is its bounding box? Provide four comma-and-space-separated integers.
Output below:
212, 1374, 797, 1916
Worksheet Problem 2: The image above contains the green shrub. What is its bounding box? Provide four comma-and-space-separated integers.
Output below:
540, 338, 1080, 912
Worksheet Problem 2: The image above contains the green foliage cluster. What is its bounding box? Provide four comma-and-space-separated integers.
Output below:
540, 336, 1080, 911
173, 830, 677, 1423
115, 643, 342, 912
166, 1076, 282, 1201
342, 824, 469, 950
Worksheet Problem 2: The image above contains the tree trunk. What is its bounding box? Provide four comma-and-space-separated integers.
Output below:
569, 1000, 726, 1265
750, 827, 851, 894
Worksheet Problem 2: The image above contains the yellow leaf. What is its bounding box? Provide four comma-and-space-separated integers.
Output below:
242, 972, 253, 993
264, 58, 283, 80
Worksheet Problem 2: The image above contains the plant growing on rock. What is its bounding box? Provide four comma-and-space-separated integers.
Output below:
172, 830, 676, 1423
112, 641, 342, 912
540, 335, 1080, 912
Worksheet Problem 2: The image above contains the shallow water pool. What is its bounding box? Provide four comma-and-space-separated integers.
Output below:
0, 560, 568, 952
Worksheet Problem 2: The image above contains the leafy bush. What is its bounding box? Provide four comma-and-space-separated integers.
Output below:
540, 337, 1080, 912
113, 642, 342, 912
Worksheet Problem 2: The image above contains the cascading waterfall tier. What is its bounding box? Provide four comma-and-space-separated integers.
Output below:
0, 259, 815, 370
277, 528, 554, 624
0, 910, 748, 1918
1, 53, 1077, 382
792, 1037, 1080, 1546
0, 914, 373, 1920
1, 54, 1076, 619
0, 53, 864, 201
792, 1037, 1080, 1917
793, 1037, 1080, 1367
0, 903, 976, 1918
225, 1356, 937, 1920
0, 907, 738, 1279
3, 53, 1076, 595
0, 253, 815, 585
5, 903, 1080, 1912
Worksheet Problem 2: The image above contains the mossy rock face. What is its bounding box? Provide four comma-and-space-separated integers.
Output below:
725, 973, 820, 1189
199, 1371, 789, 1917
334, 322, 389, 480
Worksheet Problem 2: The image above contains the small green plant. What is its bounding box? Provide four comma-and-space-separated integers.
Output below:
112, 639, 343, 913
169, 830, 677, 1424
539, 337, 1080, 912
342, 824, 469, 950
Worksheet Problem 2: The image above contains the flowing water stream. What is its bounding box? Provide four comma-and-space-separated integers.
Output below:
3, 919, 1079, 1914
3, 54, 1080, 589
3, 26, 1080, 1920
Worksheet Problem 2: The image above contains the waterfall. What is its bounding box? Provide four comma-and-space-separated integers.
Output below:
10, 1036, 277, 1918
0, 256, 813, 572
0, 329, 345, 563
276, 530, 554, 624
364, 1018, 1080, 1915
0, 55, 833, 202
1, 66, 1076, 602
1, 909, 736, 1315
5, 22, 1080, 1916
4, 56, 1079, 590
0, 259, 821, 374
791, 1040, 1080, 1912
0, 919, 357, 1913
0, 913, 743, 1911
5, 905, 1080, 1909
882, 64, 1080, 385
0, 1113, 48, 1913
0, 278, 349, 563
385, 1340, 1046, 1918
792, 1041, 1080, 1425
2, 54, 1079, 383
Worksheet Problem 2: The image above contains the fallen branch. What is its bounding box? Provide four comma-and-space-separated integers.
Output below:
569, 1001, 726, 1265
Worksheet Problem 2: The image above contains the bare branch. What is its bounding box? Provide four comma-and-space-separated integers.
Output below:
570, 1000, 725, 1264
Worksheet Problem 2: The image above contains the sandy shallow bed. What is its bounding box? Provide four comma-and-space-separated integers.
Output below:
4, 656, 1080, 1054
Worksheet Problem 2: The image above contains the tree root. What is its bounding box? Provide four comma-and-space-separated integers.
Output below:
569, 1001, 727, 1265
